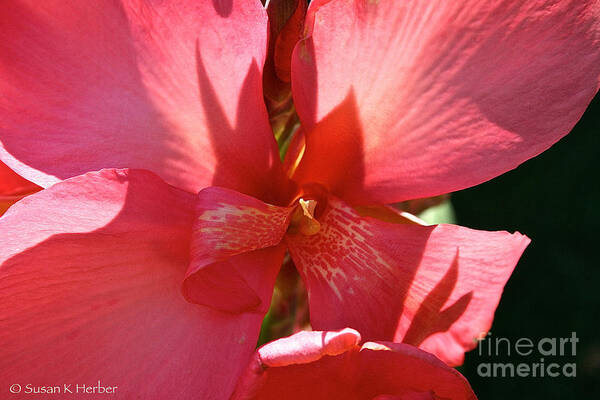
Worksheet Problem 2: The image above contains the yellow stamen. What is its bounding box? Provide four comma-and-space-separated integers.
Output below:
289, 198, 321, 236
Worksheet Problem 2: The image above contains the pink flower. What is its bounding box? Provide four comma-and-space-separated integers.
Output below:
0, 0, 598, 398
231, 328, 476, 400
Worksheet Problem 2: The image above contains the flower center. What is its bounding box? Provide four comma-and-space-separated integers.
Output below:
288, 198, 321, 236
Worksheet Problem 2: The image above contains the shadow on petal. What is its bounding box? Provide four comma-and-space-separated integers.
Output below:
291, 90, 367, 204
0, 170, 266, 398
212, 0, 233, 17
402, 250, 473, 347
196, 41, 288, 205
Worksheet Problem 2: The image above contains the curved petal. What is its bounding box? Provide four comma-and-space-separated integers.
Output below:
286, 196, 530, 366
183, 186, 292, 313
183, 245, 287, 314
0, 169, 262, 399
291, 0, 600, 204
0, 0, 282, 198
192, 187, 292, 267
232, 329, 476, 400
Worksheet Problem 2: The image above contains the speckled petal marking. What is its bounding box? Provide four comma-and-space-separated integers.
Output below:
192, 186, 293, 269
286, 195, 529, 366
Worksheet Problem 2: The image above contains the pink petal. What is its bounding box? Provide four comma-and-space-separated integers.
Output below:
183, 246, 287, 314
256, 328, 361, 367
192, 187, 293, 266
0, 0, 282, 198
0, 169, 262, 399
232, 329, 476, 399
286, 196, 530, 366
183, 186, 292, 313
291, 0, 600, 204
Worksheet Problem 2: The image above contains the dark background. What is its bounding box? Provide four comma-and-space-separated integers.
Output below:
454, 92, 599, 398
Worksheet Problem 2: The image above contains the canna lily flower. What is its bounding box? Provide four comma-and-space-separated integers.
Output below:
0, 0, 599, 399
231, 328, 476, 400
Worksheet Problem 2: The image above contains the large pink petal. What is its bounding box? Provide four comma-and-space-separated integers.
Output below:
0, 0, 282, 199
291, 0, 600, 204
232, 329, 476, 400
0, 169, 262, 399
286, 196, 530, 366
183, 186, 292, 313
